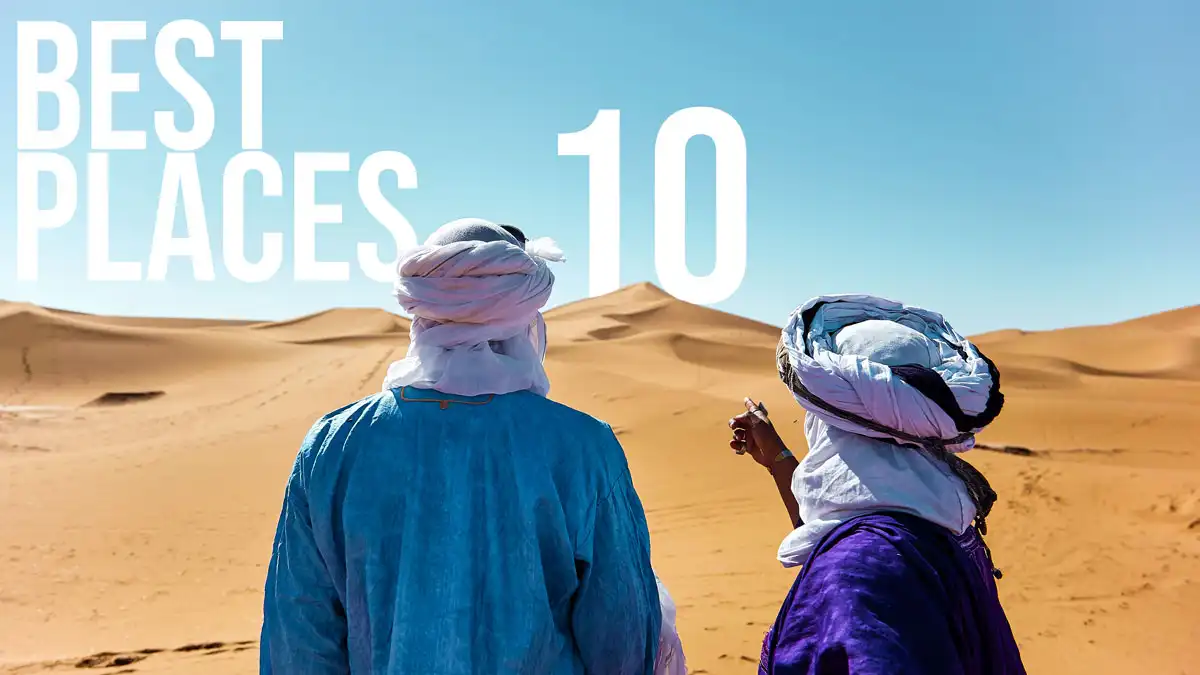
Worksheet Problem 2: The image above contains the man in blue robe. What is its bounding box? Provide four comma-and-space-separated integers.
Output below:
260, 220, 661, 674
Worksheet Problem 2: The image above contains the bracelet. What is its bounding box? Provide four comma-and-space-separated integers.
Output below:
773, 449, 793, 463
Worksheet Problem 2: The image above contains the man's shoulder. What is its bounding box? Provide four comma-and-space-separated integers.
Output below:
299, 390, 621, 461
503, 391, 616, 437
300, 391, 393, 447
316, 390, 390, 423
306, 390, 615, 437
805, 513, 960, 591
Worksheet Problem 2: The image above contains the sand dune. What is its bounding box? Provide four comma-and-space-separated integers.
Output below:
547, 282, 780, 345
248, 308, 410, 345
0, 304, 296, 406
0, 300, 260, 331
1115, 305, 1200, 335
1, 287, 1198, 674
974, 306, 1200, 382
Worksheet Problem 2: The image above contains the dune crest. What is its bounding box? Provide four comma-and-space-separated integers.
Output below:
548, 282, 779, 344
973, 306, 1200, 383
249, 308, 410, 344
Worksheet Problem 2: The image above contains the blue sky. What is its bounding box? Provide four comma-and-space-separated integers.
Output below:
2, 0, 1197, 335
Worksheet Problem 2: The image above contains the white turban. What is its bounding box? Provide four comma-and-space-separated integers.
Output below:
381, 218, 564, 397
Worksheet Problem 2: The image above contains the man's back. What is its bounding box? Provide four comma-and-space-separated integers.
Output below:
260, 387, 661, 674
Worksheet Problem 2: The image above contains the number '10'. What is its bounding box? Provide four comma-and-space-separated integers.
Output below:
557, 107, 747, 305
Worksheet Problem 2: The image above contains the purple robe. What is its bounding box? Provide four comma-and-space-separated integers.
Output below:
759, 512, 1026, 675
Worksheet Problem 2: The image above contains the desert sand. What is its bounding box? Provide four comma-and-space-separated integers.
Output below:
1, 283, 1198, 673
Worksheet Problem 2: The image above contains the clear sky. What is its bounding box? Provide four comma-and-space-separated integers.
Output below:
2, 0, 1197, 335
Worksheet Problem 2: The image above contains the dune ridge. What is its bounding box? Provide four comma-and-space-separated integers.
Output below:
972, 305, 1200, 382
1, 286, 1198, 674
248, 308, 410, 345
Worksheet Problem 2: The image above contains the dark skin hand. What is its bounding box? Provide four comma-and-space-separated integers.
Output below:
729, 397, 803, 528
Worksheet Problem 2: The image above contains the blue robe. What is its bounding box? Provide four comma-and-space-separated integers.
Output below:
760, 512, 1026, 675
260, 387, 661, 674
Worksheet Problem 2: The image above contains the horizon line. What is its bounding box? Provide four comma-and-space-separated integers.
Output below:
2, 281, 1195, 337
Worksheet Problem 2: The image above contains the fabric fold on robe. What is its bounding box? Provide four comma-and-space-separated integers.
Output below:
655, 573, 687, 675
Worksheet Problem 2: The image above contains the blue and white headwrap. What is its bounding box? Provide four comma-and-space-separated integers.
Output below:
775, 295, 1006, 569
778, 294, 1004, 454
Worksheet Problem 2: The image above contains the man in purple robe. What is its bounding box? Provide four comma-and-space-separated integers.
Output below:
728, 296, 1027, 674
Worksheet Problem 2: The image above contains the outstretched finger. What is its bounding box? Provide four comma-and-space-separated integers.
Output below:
743, 397, 770, 424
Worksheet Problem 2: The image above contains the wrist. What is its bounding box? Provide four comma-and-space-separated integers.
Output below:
766, 448, 795, 473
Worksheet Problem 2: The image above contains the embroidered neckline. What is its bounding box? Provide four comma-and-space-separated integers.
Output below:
398, 386, 495, 410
